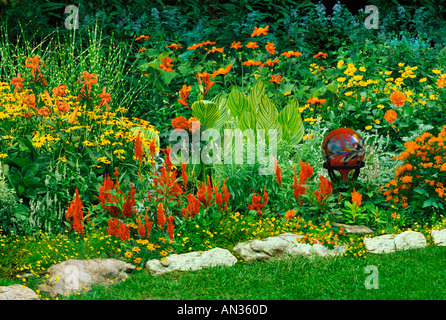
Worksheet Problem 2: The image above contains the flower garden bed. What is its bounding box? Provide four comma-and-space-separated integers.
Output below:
0, 2, 446, 301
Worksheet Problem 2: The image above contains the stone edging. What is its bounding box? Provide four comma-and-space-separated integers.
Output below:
2, 228, 446, 300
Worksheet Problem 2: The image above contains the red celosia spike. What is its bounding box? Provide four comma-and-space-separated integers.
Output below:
137, 218, 145, 239
157, 202, 166, 229
167, 216, 175, 241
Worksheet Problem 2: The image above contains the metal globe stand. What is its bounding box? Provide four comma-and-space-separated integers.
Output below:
323, 160, 365, 183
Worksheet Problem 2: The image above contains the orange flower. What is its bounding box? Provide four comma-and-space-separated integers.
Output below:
265, 42, 276, 55
313, 52, 328, 59
390, 90, 405, 107
222, 179, 231, 212
245, 42, 259, 49
57, 99, 70, 112
269, 74, 283, 84
135, 35, 149, 41
149, 138, 157, 159
315, 176, 333, 202
25, 55, 44, 78
157, 202, 166, 230
167, 216, 175, 241
196, 71, 215, 98
166, 43, 183, 50
273, 157, 282, 186
178, 84, 191, 109
206, 46, 224, 54
230, 41, 243, 49
117, 221, 130, 241
144, 216, 154, 239
188, 117, 201, 134
22, 94, 36, 108
99, 87, 111, 109
134, 131, 144, 164
285, 209, 296, 220
306, 97, 326, 104
65, 187, 85, 234
437, 74, 446, 88
10, 73, 24, 92
160, 56, 174, 72
52, 83, 66, 97
281, 51, 302, 58
251, 25, 269, 37
138, 47, 146, 53
260, 58, 280, 68
351, 188, 362, 207
211, 64, 232, 78
181, 161, 188, 188
243, 60, 261, 67
247, 188, 268, 216
384, 109, 397, 123
171, 116, 189, 131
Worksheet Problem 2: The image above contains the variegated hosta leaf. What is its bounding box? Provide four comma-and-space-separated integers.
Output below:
191, 100, 220, 129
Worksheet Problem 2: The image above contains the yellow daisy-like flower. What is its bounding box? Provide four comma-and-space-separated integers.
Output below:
97, 156, 111, 164
0, 153, 8, 159
365, 126, 372, 130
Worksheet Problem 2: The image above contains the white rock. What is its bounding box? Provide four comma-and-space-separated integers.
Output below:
38, 258, 135, 298
232, 233, 346, 262
363, 234, 395, 254
145, 248, 238, 276
394, 231, 427, 251
0, 284, 40, 300
431, 229, 446, 246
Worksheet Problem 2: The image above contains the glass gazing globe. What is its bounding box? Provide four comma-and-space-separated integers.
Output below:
322, 128, 365, 181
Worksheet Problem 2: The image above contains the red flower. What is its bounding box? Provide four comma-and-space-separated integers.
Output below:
172, 116, 189, 131
160, 56, 174, 72
137, 218, 146, 239
273, 157, 282, 186
315, 176, 333, 202
117, 220, 130, 241
157, 202, 166, 229
167, 216, 175, 241
65, 187, 84, 234
134, 132, 144, 164
106, 218, 119, 236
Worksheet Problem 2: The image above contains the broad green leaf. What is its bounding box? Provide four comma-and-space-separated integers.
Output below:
248, 79, 265, 112
192, 100, 220, 129
211, 93, 228, 131
238, 111, 257, 132
257, 94, 278, 130
227, 86, 254, 119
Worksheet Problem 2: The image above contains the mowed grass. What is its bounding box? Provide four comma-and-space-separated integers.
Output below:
58, 245, 446, 300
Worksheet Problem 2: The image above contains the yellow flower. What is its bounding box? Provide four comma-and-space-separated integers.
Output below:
344, 91, 353, 96
398, 63, 405, 67
124, 251, 133, 258
365, 126, 372, 130
432, 69, 442, 74
359, 66, 366, 72
337, 77, 346, 82
377, 104, 385, 109
337, 60, 344, 68
0, 153, 7, 159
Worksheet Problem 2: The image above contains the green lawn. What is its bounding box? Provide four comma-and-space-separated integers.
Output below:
55, 245, 446, 300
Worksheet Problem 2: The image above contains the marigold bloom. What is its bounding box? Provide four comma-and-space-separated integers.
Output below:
251, 25, 269, 37
437, 74, 446, 88
188, 117, 201, 134
384, 109, 397, 123
390, 90, 406, 107
160, 56, 174, 72
171, 116, 189, 131
265, 42, 276, 55
211, 64, 232, 78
